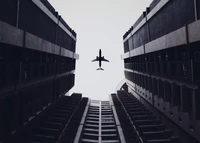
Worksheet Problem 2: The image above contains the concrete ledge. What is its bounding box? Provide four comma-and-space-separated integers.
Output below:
41, 39, 55, 54
16, 70, 75, 91
26, 33, 77, 58
123, 19, 200, 57
145, 35, 166, 53
145, 26, 186, 54
55, 70, 75, 79
188, 19, 200, 43
60, 47, 74, 58
73, 53, 79, 60
130, 45, 145, 57
0, 20, 78, 59
123, 25, 188, 57
124, 69, 197, 89
25, 32, 60, 55
121, 52, 130, 60
0, 21, 24, 47
166, 26, 187, 48
54, 45, 60, 55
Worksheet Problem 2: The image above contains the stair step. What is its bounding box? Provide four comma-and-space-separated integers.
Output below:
83, 134, 99, 140
81, 139, 99, 143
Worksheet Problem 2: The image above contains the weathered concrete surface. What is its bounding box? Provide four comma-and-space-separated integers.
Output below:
188, 19, 200, 43
0, 20, 24, 47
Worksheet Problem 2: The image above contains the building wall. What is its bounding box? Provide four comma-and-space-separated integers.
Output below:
0, 0, 78, 142
2, 93, 89, 143
122, 0, 200, 142
123, 0, 197, 52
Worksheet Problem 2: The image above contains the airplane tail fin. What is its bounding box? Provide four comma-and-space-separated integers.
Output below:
96, 67, 104, 71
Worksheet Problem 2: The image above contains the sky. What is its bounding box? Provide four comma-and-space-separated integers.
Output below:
48, 0, 152, 101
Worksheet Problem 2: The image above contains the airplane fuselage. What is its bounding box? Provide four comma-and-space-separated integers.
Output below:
91, 49, 109, 70
99, 49, 102, 67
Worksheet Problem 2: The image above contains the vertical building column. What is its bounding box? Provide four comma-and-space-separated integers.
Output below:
194, 0, 198, 20
146, 7, 151, 44
16, 0, 20, 27
73, 100, 90, 143
98, 101, 101, 143
195, 89, 200, 120
56, 15, 64, 77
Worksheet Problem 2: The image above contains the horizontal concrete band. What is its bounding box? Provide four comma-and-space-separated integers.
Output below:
0, 20, 79, 60
0, 20, 24, 47
123, 0, 170, 42
130, 45, 145, 57
32, 0, 76, 41
121, 52, 130, 59
0, 70, 76, 96
121, 19, 200, 59
25, 32, 60, 55
124, 69, 198, 89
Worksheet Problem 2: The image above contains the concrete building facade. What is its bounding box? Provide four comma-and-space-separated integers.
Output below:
121, 0, 200, 142
0, 0, 79, 142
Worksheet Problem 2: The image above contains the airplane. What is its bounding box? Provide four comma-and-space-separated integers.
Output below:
91, 49, 109, 70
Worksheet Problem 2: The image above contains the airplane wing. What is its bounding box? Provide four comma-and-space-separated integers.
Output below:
102, 58, 109, 62
91, 58, 98, 62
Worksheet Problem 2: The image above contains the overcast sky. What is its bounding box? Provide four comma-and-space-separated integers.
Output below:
48, 0, 152, 100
